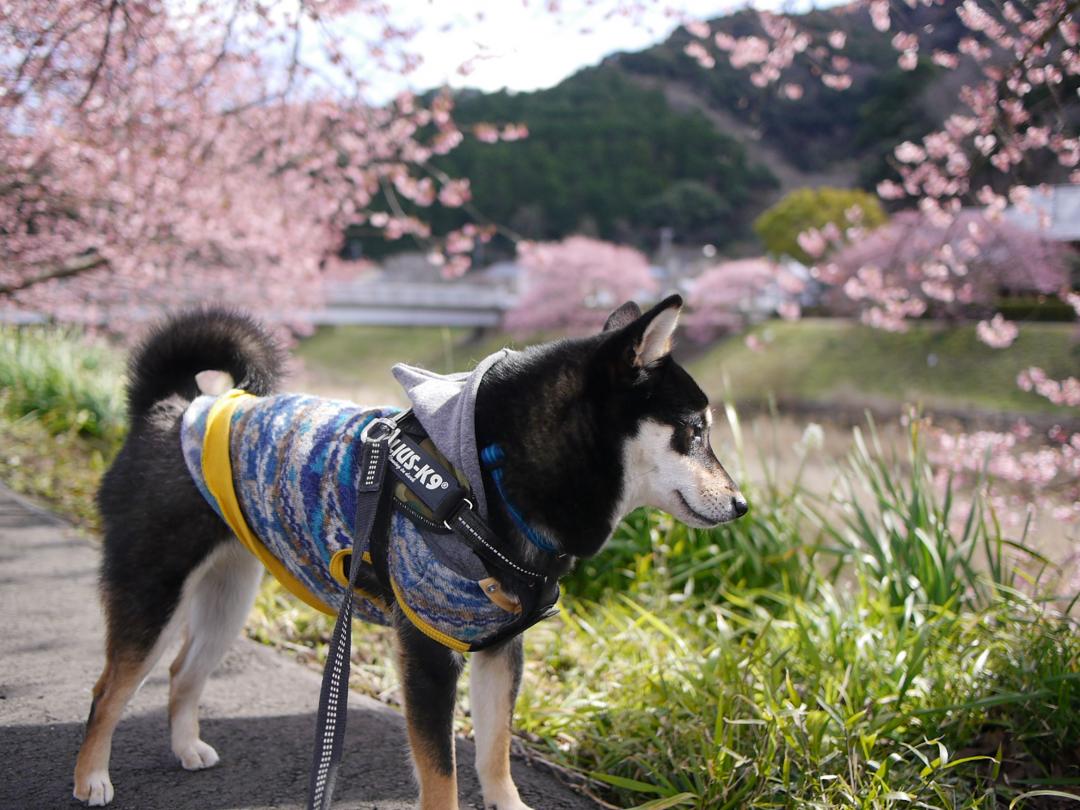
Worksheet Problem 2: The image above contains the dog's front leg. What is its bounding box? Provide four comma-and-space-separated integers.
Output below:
396, 618, 464, 810
470, 636, 533, 810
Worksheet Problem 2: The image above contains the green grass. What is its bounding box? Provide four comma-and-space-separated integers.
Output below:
686, 319, 1080, 416
3, 324, 1078, 809
0, 327, 125, 528
518, 585, 1080, 809
516, 417, 1080, 808
0, 412, 113, 530
295, 321, 1079, 419
0, 326, 126, 442
294, 325, 513, 395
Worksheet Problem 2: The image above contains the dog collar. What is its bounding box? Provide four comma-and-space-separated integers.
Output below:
479, 444, 560, 554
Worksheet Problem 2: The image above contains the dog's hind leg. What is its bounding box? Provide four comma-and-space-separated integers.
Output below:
469, 637, 532, 810
74, 590, 189, 806
168, 540, 262, 770
396, 619, 465, 810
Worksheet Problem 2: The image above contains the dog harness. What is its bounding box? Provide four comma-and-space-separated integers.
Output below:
179, 351, 558, 653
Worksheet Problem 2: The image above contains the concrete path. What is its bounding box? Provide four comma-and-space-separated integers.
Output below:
0, 486, 601, 810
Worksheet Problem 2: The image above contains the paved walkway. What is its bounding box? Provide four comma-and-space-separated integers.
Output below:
0, 485, 600, 809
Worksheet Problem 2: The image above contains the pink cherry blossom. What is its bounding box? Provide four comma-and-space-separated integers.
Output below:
826, 210, 1067, 325
821, 74, 853, 91
975, 314, 1019, 348
684, 41, 716, 69
778, 301, 801, 321
473, 124, 500, 143
796, 229, 828, 259
438, 179, 472, 208
744, 334, 766, 352
683, 257, 779, 341
504, 236, 657, 336
684, 19, 711, 39
870, 0, 890, 32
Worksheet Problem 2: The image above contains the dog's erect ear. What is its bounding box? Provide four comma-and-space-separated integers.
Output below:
603, 301, 642, 332
606, 294, 683, 373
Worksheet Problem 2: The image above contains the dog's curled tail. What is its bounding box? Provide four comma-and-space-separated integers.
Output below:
126, 308, 285, 421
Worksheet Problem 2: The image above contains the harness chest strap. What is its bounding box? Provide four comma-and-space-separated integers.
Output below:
366, 415, 560, 652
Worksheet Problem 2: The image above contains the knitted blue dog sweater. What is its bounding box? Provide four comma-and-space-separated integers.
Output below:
180, 351, 522, 651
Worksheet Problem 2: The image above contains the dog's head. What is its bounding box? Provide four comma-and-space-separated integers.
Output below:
596, 294, 747, 529
477, 294, 746, 559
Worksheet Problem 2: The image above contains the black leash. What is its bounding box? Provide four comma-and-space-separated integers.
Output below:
306, 419, 391, 810
306, 412, 560, 810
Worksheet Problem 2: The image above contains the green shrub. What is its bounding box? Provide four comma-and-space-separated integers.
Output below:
753, 187, 888, 263
0, 326, 126, 443
993, 296, 1078, 323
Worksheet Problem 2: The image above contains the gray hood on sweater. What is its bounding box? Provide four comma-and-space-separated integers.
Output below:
391, 349, 512, 518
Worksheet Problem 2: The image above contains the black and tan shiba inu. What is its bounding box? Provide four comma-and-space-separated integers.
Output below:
73, 294, 747, 809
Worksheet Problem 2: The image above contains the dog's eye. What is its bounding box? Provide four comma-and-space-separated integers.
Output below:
688, 422, 705, 443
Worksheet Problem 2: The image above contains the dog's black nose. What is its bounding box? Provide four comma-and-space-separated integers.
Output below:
732, 494, 749, 517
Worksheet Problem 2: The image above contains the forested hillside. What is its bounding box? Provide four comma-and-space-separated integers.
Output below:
612, 6, 950, 187
427, 67, 779, 250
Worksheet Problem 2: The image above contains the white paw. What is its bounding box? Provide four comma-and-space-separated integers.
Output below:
74, 770, 114, 806
175, 739, 220, 771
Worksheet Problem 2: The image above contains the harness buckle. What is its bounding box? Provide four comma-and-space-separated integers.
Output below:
443, 497, 474, 532
361, 417, 400, 444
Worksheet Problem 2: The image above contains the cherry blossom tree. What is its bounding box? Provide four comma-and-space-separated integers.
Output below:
682, 257, 783, 341
680, 1, 1078, 203
1, 1, 519, 331
821, 209, 1068, 331
504, 236, 657, 336
677, 1, 1077, 315
677, 0, 1079, 524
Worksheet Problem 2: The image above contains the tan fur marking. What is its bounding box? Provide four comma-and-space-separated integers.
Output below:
73, 652, 151, 804
404, 716, 459, 810
397, 640, 460, 810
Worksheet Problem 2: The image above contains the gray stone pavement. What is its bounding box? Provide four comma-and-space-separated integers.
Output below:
0, 485, 601, 810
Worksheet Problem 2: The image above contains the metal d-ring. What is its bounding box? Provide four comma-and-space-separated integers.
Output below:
360, 416, 400, 444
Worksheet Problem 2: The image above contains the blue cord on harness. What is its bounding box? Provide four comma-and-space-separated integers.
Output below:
480, 444, 559, 553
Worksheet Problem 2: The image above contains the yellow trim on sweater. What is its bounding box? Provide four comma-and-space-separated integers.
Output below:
328, 549, 389, 612
202, 389, 336, 616
390, 577, 471, 652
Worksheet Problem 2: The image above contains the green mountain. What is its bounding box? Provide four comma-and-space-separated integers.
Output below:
610, 5, 968, 189
431, 67, 778, 250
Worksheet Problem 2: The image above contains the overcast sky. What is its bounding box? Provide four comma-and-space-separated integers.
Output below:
344, 1, 829, 99
396, 1, 736, 94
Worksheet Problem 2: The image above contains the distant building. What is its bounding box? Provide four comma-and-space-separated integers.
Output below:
1003, 183, 1080, 246
1002, 183, 1080, 287
313, 252, 518, 328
